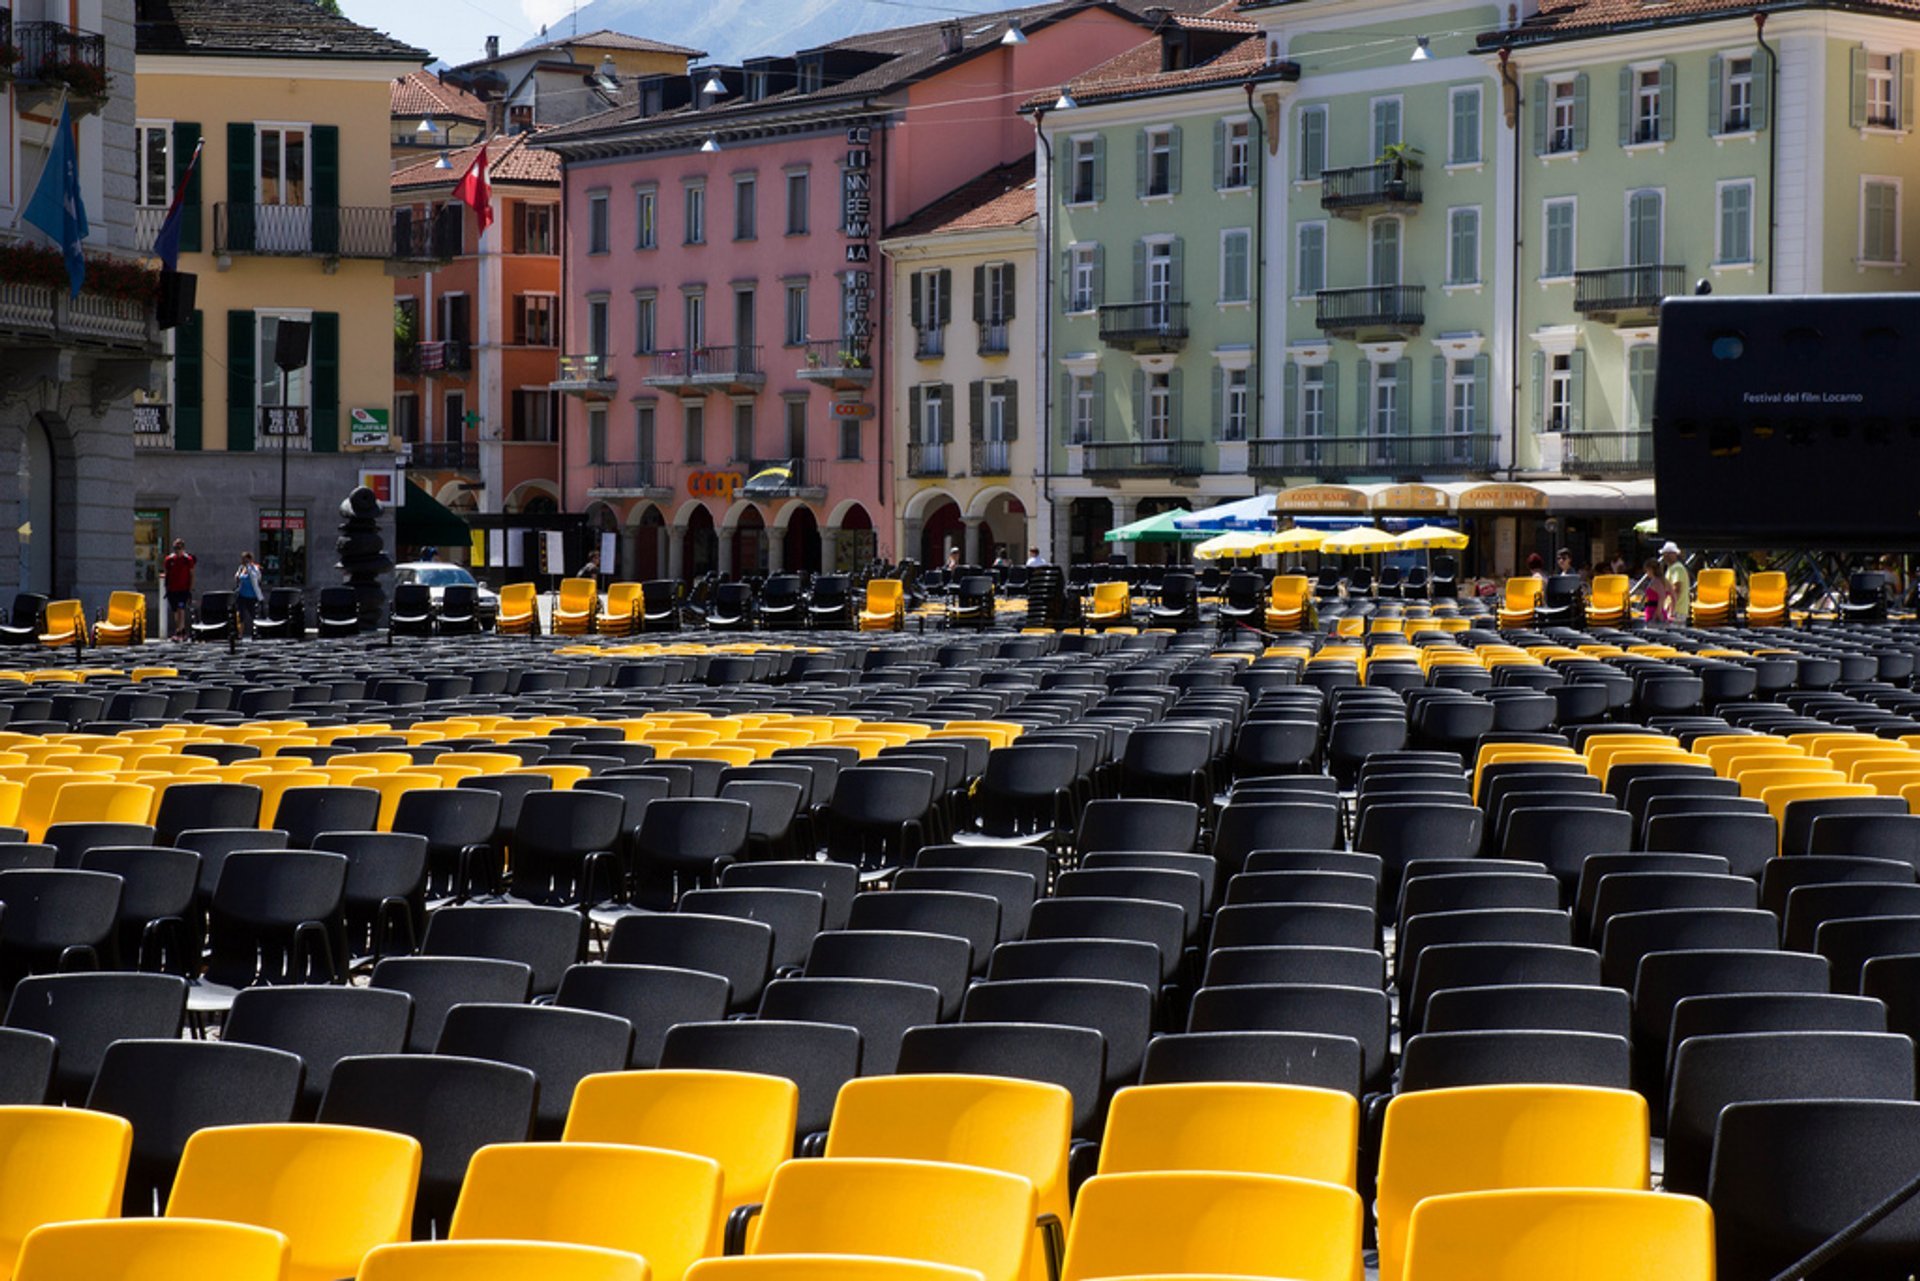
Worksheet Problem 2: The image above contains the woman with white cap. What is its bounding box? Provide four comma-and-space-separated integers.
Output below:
1660, 542, 1691, 624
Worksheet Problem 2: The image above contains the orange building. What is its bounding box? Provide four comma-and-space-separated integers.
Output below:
391, 132, 563, 561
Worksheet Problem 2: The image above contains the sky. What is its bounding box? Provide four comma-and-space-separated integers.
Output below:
335, 0, 573, 67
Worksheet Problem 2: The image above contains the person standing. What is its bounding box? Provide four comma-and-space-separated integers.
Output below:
232, 552, 263, 637
162, 538, 196, 640
1638, 557, 1671, 622
1661, 541, 1692, 624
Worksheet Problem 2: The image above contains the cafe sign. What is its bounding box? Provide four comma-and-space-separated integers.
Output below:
1376, 483, 1449, 512
1274, 485, 1369, 514
1457, 483, 1550, 512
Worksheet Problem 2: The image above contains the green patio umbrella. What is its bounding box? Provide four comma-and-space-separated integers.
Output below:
1103, 509, 1214, 543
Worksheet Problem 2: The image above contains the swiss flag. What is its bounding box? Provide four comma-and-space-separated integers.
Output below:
454, 146, 493, 236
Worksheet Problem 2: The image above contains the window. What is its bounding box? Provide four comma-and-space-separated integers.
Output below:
1295, 222, 1326, 297
980, 262, 1012, 324
1550, 78, 1579, 153
784, 283, 808, 346
1716, 180, 1754, 264
1868, 52, 1897, 127
1627, 189, 1663, 266
1298, 365, 1326, 437
1447, 207, 1480, 286
257, 126, 307, 205
514, 294, 555, 346
1547, 353, 1574, 431
1631, 69, 1659, 143
256, 312, 312, 417
634, 186, 656, 249
634, 292, 657, 354
839, 416, 861, 460
683, 290, 706, 350
1370, 97, 1402, 160
587, 296, 608, 358
1144, 240, 1176, 312
588, 190, 610, 253
920, 383, 947, 446
1144, 126, 1175, 197
1449, 87, 1481, 165
734, 174, 756, 240
1221, 118, 1252, 189
1627, 345, 1658, 430
1069, 374, 1097, 443
442, 391, 465, 442
586, 407, 607, 464
683, 401, 705, 462
1862, 178, 1901, 263
1145, 372, 1173, 440
1722, 55, 1755, 132
1221, 229, 1251, 303
1543, 198, 1576, 278
784, 396, 807, 457
1069, 136, 1101, 204
1298, 106, 1327, 180
1369, 218, 1401, 287
636, 402, 657, 464
1372, 362, 1398, 433
519, 201, 555, 253
915, 269, 948, 357
258, 509, 306, 587
1069, 245, 1099, 312
1219, 366, 1249, 441
684, 181, 706, 245
136, 123, 171, 208
732, 399, 754, 461
785, 169, 809, 234
394, 394, 420, 443
511, 389, 554, 442
1448, 359, 1477, 434
439, 293, 471, 344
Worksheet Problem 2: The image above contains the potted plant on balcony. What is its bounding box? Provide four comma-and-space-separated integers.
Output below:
1378, 142, 1422, 200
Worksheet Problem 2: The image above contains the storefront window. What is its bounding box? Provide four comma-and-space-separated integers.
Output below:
259, 508, 307, 586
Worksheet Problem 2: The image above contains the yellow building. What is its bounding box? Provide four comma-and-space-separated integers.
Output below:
444, 29, 702, 131
133, 0, 428, 597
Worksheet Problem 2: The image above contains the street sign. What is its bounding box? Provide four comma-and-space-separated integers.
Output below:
261, 406, 308, 436
349, 407, 390, 448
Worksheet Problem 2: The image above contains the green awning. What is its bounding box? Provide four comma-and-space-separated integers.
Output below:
1103, 509, 1214, 543
396, 481, 469, 547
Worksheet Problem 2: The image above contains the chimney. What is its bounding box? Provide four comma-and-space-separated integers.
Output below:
1143, 5, 1172, 29
485, 34, 500, 59
939, 20, 964, 54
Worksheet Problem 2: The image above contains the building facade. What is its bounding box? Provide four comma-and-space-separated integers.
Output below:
0, 0, 162, 609
444, 29, 702, 133
389, 70, 488, 169
882, 159, 1039, 568
132, 0, 426, 601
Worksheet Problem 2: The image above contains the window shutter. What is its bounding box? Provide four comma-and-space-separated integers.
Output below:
1131, 369, 1146, 437
227, 310, 256, 452
1657, 62, 1675, 141
1136, 129, 1150, 198
1572, 73, 1590, 149
174, 310, 204, 450
909, 386, 924, 442
938, 384, 955, 443
312, 125, 340, 256
1531, 78, 1548, 155
171, 122, 203, 253
1752, 47, 1772, 131
1091, 243, 1105, 305
225, 123, 256, 252
1005, 381, 1018, 441
1708, 55, 1724, 134
1091, 135, 1106, 202
1211, 366, 1224, 439
1568, 350, 1587, 432
1060, 251, 1074, 308
999, 263, 1015, 320
1059, 373, 1074, 441
1322, 362, 1338, 431
312, 312, 339, 452
1169, 236, 1185, 299
1851, 46, 1869, 128
1618, 66, 1634, 146
910, 272, 923, 328
1168, 125, 1183, 195
1394, 359, 1412, 433
1282, 362, 1299, 434
969, 380, 985, 444
972, 264, 986, 324
1169, 368, 1184, 438
937, 269, 952, 325
1355, 360, 1371, 434
1132, 240, 1147, 300
1903, 52, 1915, 127
1213, 118, 1227, 189
1530, 350, 1545, 430
1430, 354, 1447, 432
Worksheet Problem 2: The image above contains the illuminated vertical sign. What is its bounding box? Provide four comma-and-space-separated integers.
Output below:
842, 126, 874, 353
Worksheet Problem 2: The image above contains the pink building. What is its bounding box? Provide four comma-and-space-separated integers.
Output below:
540, 0, 1182, 581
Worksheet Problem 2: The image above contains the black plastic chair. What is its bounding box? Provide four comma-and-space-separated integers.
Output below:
605, 911, 775, 1014
1394, 907, 1573, 990
194, 851, 348, 1010
1630, 949, 1833, 1113
43, 822, 155, 870
806, 930, 972, 1022
504, 789, 627, 908
1209, 901, 1376, 953
1588, 872, 1759, 948
1076, 800, 1201, 857
1598, 907, 1780, 992
1185, 982, 1392, 1094
315, 586, 361, 638
1423, 983, 1630, 1039
4, 971, 187, 1106
658, 1018, 863, 1150
1783, 881, 1920, 952
758, 976, 940, 1077
369, 955, 532, 1054
1202, 944, 1384, 991
677, 886, 825, 976
1026, 895, 1185, 984
1404, 941, 1602, 1038
1397, 1029, 1631, 1092
554, 962, 730, 1069
311, 831, 429, 963
190, 592, 236, 642
823, 767, 937, 873
0, 1026, 54, 1104
962, 977, 1154, 1097
273, 787, 382, 849
77, 845, 200, 973
1139, 1029, 1365, 1098
1214, 803, 1343, 875
419, 904, 583, 999
154, 783, 261, 847
436, 1001, 634, 1140
390, 789, 498, 905
630, 797, 753, 905
1644, 811, 1778, 878
1781, 795, 1911, 858
223, 984, 412, 1120
987, 937, 1164, 995
896, 1021, 1108, 1141
0, 868, 122, 986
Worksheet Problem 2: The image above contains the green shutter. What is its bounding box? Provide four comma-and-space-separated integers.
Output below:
1090, 134, 1106, 202
1132, 240, 1147, 300
1135, 129, 1150, 198
1572, 73, 1590, 150
312, 125, 340, 256
1282, 362, 1299, 433
1903, 52, 1915, 128
909, 385, 924, 441
1473, 354, 1491, 433
227, 310, 256, 452
1567, 350, 1587, 433
1355, 360, 1371, 434
226, 123, 255, 252
939, 384, 955, 443
171, 122, 203, 253
1092, 371, 1107, 440
910, 272, 923, 328
1430, 355, 1447, 433
1000, 263, 1015, 320
1708, 55, 1724, 134
1851, 46, 1869, 128
1321, 362, 1337, 433
1211, 366, 1224, 439
1657, 62, 1675, 141
1213, 118, 1227, 189
174, 309, 204, 450
1394, 359, 1412, 434
1004, 381, 1018, 441
1530, 349, 1545, 431
1618, 67, 1634, 146
1169, 236, 1184, 299
1169, 368, 1184, 438
972, 264, 986, 324
1131, 369, 1145, 437
311, 311, 339, 452
1752, 47, 1772, 131
969, 380, 985, 444
1167, 125, 1183, 195
1091, 243, 1104, 305
1531, 78, 1548, 155
937, 269, 952, 326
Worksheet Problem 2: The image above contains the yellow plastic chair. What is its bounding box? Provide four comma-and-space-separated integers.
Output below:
1402, 1188, 1713, 1281
1062, 1171, 1362, 1281
16, 1218, 289, 1281
1495, 579, 1542, 630
598, 584, 646, 638
333, 753, 415, 774
507, 763, 591, 791
362, 774, 442, 831
688, 1258, 981, 1281
749, 1158, 1035, 1281
859, 580, 906, 633
1737, 766, 1846, 800
1264, 576, 1310, 631
15, 773, 77, 843
450, 1143, 720, 1281
37, 602, 88, 648
434, 753, 522, 775
1585, 575, 1630, 627
496, 583, 539, 636
564, 1070, 798, 1211
255, 773, 337, 826
1691, 568, 1736, 626
1375, 1085, 1649, 1281
167, 1124, 420, 1281
44, 780, 156, 837
95, 593, 148, 647
1763, 781, 1878, 840
0, 1105, 133, 1276
0, 780, 21, 828
824, 1075, 1071, 1276
1086, 583, 1131, 630
356, 1241, 647, 1281
1746, 571, 1788, 625
1095, 1082, 1358, 1189
554, 579, 600, 637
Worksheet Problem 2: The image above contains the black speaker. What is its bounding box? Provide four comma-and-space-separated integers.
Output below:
1653, 294, 1920, 549
273, 318, 312, 372
156, 270, 196, 330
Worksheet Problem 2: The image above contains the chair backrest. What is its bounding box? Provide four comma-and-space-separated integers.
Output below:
436, 1002, 636, 1138
1402, 1188, 1711, 1281
1096, 1081, 1359, 1188
658, 1019, 861, 1144
0, 1105, 133, 1274
1062, 1170, 1363, 1281
356, 1240, 647, 1281
563, 1068, 797, 1211
14, 1219, 290, 1281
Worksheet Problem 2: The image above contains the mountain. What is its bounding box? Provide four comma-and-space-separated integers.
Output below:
528, 0, 1044, 63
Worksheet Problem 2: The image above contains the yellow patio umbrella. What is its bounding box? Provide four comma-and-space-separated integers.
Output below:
1395, 525, 1470, 551
1195, 532, 1271, 560
1318, 525, 1397, 555
1268, 527, 1326, 553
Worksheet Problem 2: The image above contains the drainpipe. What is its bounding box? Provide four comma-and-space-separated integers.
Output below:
1034, 106, 1055, 559
1755, 12, 1778, 292
1245, 81, 1266, 452
1498, 47, 1524, 477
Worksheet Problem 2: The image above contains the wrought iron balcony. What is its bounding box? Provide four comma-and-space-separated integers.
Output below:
1249, 432, 1494, 479
1572, 266, 1685, 320
1320, 161, 1422, 215
735, 458, 823, 497
677, 344, 766, 393
588, 461, 673, 496
405, 441, 479, 469
552, 353, 616, 400
11, 21, 108, 107
797, 339, 873, 389
1315, 285, 1425, 335
977, 321, 1010, 356
214, 204, 455, 262
971, 439, 1012, 476
1081, 440, 1203, 476
133, 403, 173, 449
395, 340, 470, 376
906, 442, 948, 477
1559, 430, 1653, 476
1097, 301, 1189, 354
914, 326, 945, 360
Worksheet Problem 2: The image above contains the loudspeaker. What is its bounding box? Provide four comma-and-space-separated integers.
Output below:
156, 270, 196, 330
1653, 294, 1920, 549
273, 318, 312, 372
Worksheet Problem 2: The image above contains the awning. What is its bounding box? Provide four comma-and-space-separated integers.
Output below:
1443, 479, 1656, 513
1273, 484, 1375, 514
1373, 483, 1453, 514
396, 480, 471, 547
1172, 493, 1277, 532
1104, 509, 1213, 543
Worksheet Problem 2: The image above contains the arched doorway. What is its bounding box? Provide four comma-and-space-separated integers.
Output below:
833, 502, 876, 573
1069, 496, 1113, 565
783, 504, 821, 575
631, 504, 667, 580
921, 496, 962, 568
730, 504, 767, 578
683, 504, 718, 581
970, 488, 1029, 566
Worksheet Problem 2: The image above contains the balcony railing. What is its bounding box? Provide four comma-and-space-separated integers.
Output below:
643, 345, 764, 391
133, 207, 165, 256
589, 461, 671, 493
972, 438, 1012, 476
906, 442, 948, 477
1081, 440, 1204, 476
259, 407, 310, 451
214, 204, 454, 261
1559, 430, 1654, 475
1097, 301, 1189, 353
1249, 432, 1495, 478
977, 321, 1010, 356
735, 458, 823, 496
1573, 265, 1685, 319
395, 340, 471, 375
1321, 162, 1423, 214
406, 441, 479, 469
914, 327, 945, 360
0, 280, 157, 353
553, 353, 616, 399
1315, 285, 1425, 334
133, 403, 173, 449
393, 205, 465, 262
11, 21, 107, 101
797, 340, 873, 389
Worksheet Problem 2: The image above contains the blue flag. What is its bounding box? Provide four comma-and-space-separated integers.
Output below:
153, 137, 203, 272
23, 103, 90, 298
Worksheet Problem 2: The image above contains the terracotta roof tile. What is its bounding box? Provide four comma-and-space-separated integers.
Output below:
1030, 26, 1284, 109
392, 131, 561, 191
391, 71, 488, 123
136, 0, 428, 61
886, 157, 1037, 238
1480, 0, 1904, 45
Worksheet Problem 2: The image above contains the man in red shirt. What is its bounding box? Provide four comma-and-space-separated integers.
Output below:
162, 539, 196, 640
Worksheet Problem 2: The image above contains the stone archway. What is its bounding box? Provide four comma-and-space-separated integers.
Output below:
628, 502, 668, 580
779, 503, 822, 575
682, 503, 718, 581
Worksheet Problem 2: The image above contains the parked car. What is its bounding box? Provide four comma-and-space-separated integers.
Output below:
392, 562, 500, 619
